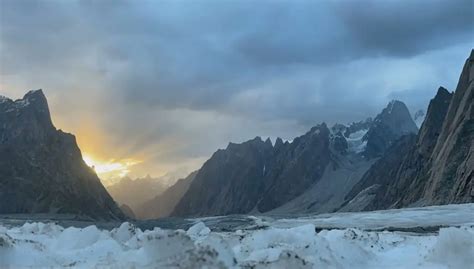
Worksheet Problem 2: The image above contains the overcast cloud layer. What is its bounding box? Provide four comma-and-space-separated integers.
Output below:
1, 0, 473, 180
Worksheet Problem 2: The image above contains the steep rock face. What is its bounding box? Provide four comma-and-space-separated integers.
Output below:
417, 87, 453, 157
256, 124, 331, 212
342, 134, 418, 211
344, 50, 474, 210
171, 100, 418, 217
172, 138, 275, 216
172, 124, 332, 217
423, 50, 474, 204
0, 90, 124, 220
136, 171, 197, 219
363, 100, 418, 158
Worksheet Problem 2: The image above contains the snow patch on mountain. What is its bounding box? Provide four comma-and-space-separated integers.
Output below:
346, 129, 369, 153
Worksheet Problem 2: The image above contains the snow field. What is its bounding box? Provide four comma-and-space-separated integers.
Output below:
1, 220, 473, 268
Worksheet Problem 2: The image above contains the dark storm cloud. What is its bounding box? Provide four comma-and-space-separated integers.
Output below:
1, 0, 472, 177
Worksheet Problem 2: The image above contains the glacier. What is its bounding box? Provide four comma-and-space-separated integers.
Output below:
1, 203, 473, 268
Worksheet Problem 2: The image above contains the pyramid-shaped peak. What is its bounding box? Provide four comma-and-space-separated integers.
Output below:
378, 100, 418, 132
435, 87, 451, 98
386, 100, 408, 114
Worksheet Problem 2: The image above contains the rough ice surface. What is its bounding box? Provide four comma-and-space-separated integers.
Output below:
1, 204, 473, 268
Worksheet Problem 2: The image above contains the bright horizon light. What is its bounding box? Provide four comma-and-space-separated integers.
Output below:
82, 154, 141, 181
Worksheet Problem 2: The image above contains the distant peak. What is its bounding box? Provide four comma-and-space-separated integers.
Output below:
387, 99, 404, 108
20, 89, 48, 108
264, 137, 272, 145
383, 100, 410, 116
435, 87, 451, 98
25, 89, 44, 95
275, 137, 284, 148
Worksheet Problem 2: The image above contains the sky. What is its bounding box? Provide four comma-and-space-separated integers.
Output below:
0, 0, 473, 183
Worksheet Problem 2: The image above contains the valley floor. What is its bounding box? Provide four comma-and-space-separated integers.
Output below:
1, 204, 473, 268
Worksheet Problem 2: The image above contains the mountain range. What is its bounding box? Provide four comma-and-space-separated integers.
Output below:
166, 50, 473, 218
0, 50, 472, 220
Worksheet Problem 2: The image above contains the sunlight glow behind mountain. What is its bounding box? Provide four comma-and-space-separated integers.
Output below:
82, 154, 141, 184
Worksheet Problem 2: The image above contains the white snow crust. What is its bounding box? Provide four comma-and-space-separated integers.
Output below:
1, 204, 473, 268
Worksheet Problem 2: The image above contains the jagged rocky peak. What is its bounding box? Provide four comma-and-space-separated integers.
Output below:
330, 131, 348, 154
264, 137, 273, 147
344, 118, 373, 137
331, 123, 347, 134
274, 137, 284, 149
0, 89, 55, 143
416, 87, 453, 156
308, 123, 330, 137
363, 100, 418, 158
0, 90, 125, 220
343, 50, 474, 211
425, 49, 473, 204
379, 100, 418, 133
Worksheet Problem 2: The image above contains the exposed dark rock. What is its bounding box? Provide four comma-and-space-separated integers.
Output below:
423, 50, 474, 205
172, 124, 332, 217
257, 124, 331, 212
342, 134, 418, 211
170, 50, 473, 217
344, 50, 474, 210
172, 137, 274, 216
363, 100, 419, 158
0, 90, 124, 220
274, 137, 284, 150
330, 131, 348, 154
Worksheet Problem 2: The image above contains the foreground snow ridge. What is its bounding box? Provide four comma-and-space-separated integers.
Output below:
1, 208, 474, 268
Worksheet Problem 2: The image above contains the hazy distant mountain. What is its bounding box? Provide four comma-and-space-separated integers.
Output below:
343, 50, 474, 211
106, 175, 169, 213
413, 109, 426, 128
119, 204, 136, 219
135, 171, 197, 219
171, 100, 418, 217
0, 90, 124, 220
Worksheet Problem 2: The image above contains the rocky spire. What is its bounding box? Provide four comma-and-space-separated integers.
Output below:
363, 100, 418, 158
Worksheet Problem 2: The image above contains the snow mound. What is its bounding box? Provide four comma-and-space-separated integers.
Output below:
428, 226, 474, 268
1, 219, 473, 268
